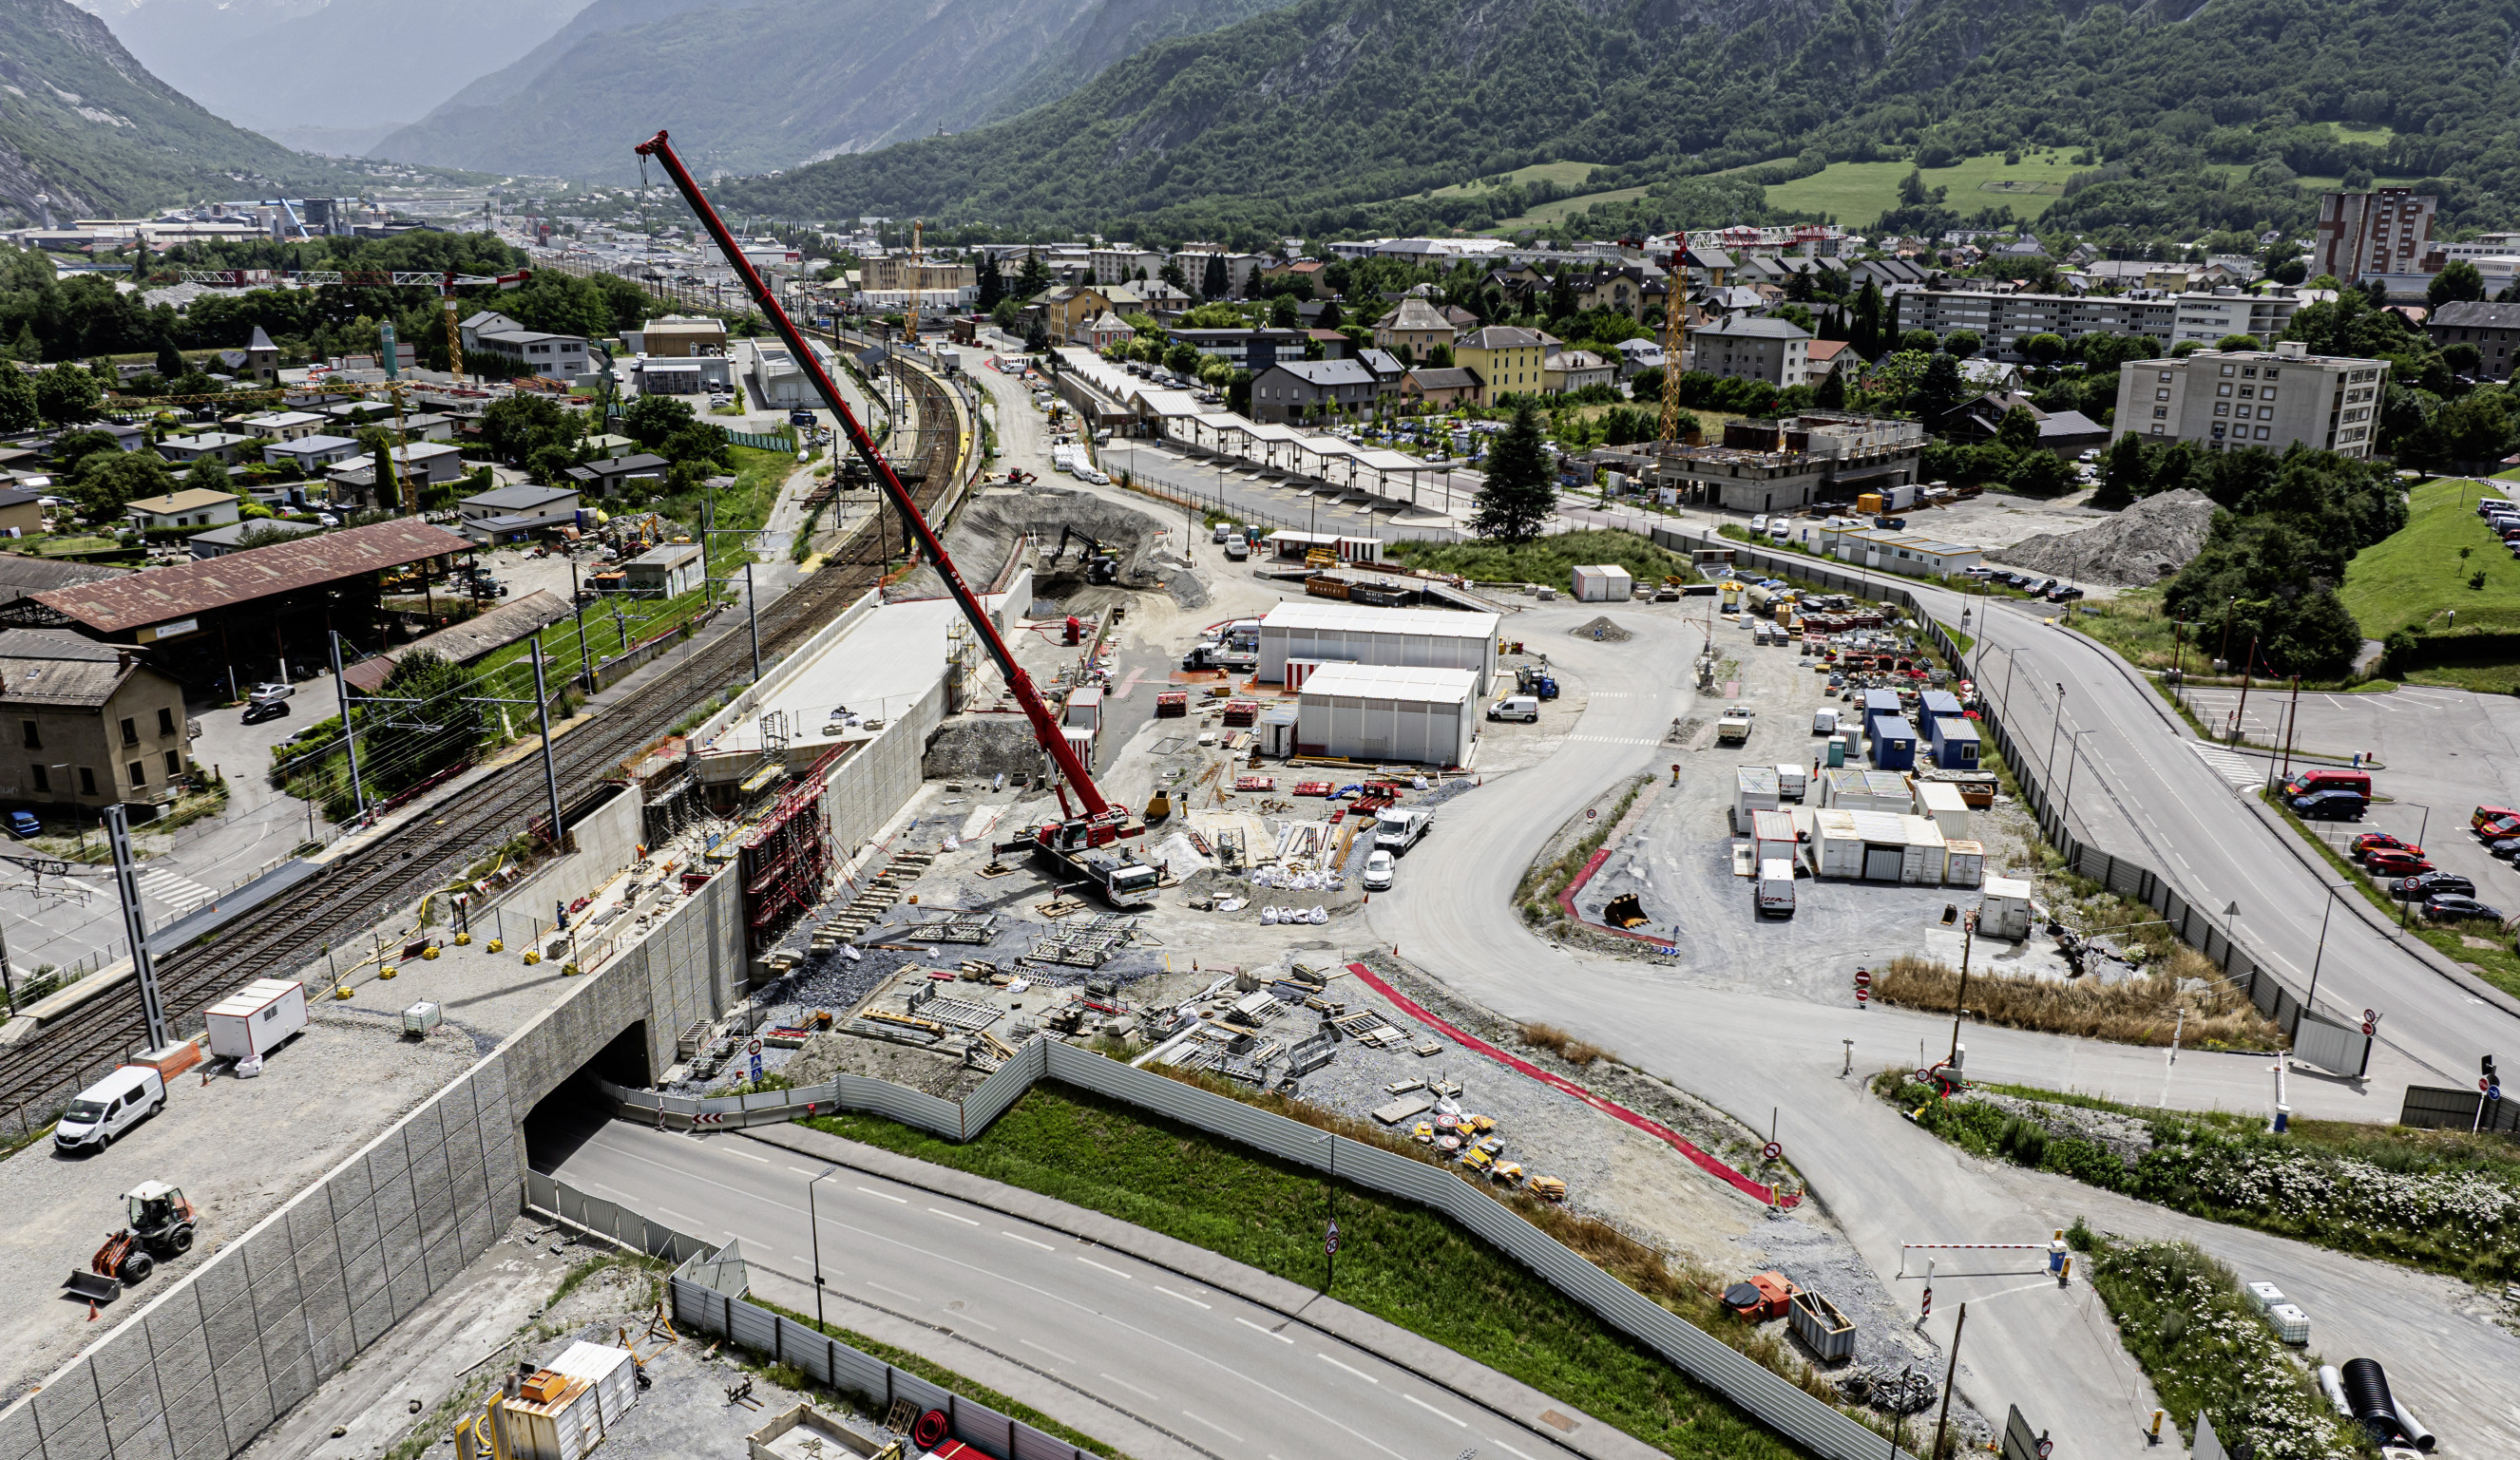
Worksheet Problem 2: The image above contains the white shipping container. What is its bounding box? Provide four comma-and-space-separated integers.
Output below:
204, 978, 306, 1061
1913, 779, 1971, 840
1980, 875, 2034, 939
1750, 809, 1797, 867
546, 1342, 638, 1430
1942, 838, 1985, 887
1899, 814, 1947, 885
1810, 809, 1866, 878
1818, 768, 1869, 808
1735, 766, 1781, 826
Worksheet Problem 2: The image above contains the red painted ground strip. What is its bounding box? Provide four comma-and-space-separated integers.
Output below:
1554, 847, 1670, 946
1344, 962, 1795, 1208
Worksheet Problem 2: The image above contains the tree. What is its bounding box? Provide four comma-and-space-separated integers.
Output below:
481, 392, 579, 464
1317, 298, 1344, 332
1910, 352, 1965, 419
0, 366, 34, 432
1201, 253, 1229, 302
1851, 282, 1886, 359
2429, 260, 2487, 310
2005, 449, 2074, 496
34, 364, 99, 425
182, 453, 233, 500
622, 392, 698, 449
659, 423, 732, 469
361, 427, 402, 511
1013, 250, 1051, 301
1995, 406, 2040, 454
2021, 333, 2067, 367
72, 447, 173, 522
1814, 364, 1846, 408
975, 255, 1005, 313
1471, 399, 1554, 543
2093, 431, 2149, 509
1269, 294, 1301, 329
1942, 329, 1982, 360
1164, 340, 1202, 373
355, 651, 483, 797
2217, 333, 2262, 352
154, 337, 184, 380
1022, 314, 1050, 353
1898, 328, 1940, 355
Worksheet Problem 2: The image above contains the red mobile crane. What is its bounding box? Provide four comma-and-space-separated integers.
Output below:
633, 131, 1155, 907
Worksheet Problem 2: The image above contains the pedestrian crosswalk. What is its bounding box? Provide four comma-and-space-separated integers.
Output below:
2190, 743, 2261, 789
1566, 733, 1661, 747
137, 868, 216, 916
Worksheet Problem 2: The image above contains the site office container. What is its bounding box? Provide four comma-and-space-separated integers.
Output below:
1942, 838, 1985, 887
1750, 809, 1798, 869
1898, 814, 1947, 885
204, 978, 307, 1061
1734, 767, 1781, 830
1913, 779, 1971, 841
1869, 715, 1919, 772
1570, 564, 1634, 601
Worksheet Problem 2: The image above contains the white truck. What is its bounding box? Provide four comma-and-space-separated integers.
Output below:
1716, 708, 1753, 745
1756, 858, 1796, 918
1373, 807, 1432, 854
1182, 617, 1261, 672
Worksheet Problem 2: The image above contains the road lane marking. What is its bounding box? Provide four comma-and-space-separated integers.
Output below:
1152, 1284, 1211, 1309
1182, 1411, 1245, 1442
856, 1185, 909, 1203
725, 1148, 769, 1163
867, 1281, 925, 1302
1236, 1317, 1293, 1342
787, 1166, 817, 1176
1078, 1257, 1134, 1280
1480, 1435, 1537, 1460
1317, 1353, 1378, 1383
929, 1207, 982, 1226
1002, 1231, 1055, 1251
653, 1205, 697, 1225
1021, 1337, 1073, 1363
1099, 1373, 1160, 1402
1402, 1393, 1467, 1427
944, 1306, 999, 1331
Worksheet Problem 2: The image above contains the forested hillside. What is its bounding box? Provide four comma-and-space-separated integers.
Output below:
716, 0, 2520, 247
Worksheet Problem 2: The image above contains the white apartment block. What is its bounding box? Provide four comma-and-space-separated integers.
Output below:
1092, 248, 1170, 286
2313, 187, 2439, 283
1895, 289, 2301, 358
2113, 342, 2388, 458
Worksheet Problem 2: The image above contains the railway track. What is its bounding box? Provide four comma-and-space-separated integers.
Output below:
0, 367, 969, 1123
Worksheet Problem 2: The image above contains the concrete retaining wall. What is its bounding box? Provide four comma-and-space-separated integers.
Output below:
0, 846, 748, 1460
822, 680, 947, 864
498, 782, 649, 939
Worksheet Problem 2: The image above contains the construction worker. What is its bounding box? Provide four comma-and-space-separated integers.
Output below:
2049, 1227, 2070, 1280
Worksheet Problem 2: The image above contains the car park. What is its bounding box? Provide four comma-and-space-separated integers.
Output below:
2423, 894, 2505, 922
2392, 872, 2475, 900
2366, 849, 2434, 877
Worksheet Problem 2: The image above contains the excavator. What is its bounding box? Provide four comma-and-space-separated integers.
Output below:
634, 130, 1155, 909
1057, 525, 1119, 585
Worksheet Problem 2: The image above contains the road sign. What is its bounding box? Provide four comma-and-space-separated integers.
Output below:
1762, 1142, 1783, 1161
2365, 1008, 2377, 1023
1325, 1219, 1341, 1256
749, 1038, 763, 1053
2363, 1022, 2375, 1035
1586, 808, 1597, 820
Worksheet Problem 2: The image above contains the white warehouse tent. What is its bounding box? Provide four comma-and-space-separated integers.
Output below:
1257, 601, 1500, 692
1294, 663, 1478, 767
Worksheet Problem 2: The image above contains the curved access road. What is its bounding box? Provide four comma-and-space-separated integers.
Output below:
1363, 599, 2520, 1456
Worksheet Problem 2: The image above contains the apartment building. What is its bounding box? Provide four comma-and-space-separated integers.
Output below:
1691, 315, 1810, 389
2312, 187, 2440, 284
860, 256, 976, 293
2426, 301, 2520, 381
2112, 342, 2388, 458
1894, 289, 2302, 357
1092, 248, 1170, 286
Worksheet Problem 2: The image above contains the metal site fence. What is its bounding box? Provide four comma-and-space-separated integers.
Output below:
600, 1037, 1921, 1460
1644, 522, 2373, 1074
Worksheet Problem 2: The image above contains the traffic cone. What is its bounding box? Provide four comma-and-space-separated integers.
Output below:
86, 1300, 99, 1321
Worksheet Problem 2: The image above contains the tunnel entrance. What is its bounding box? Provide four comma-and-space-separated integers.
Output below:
523, 1020, 649, 1173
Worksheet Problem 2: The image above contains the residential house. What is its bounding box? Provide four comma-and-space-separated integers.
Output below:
1038, 286, 1116, 343
324, 442, 468, 505
1957, 359, 2026, 393
0, 486, 41, 536
1682, 248, 1735, 286
633, 354, 734, 394
1261, 258, 1331, 292
394, 412, 458, 443
154, 431, 254, 465
458, 311, 591, 381
1614, 338, 1666, 377
1543, 349, 1615, 394
1452, 326, 1556, 405
215, 326, 278, 384
1441, 305, 1482, 334
188, 519, 320, 559
1692, 315, 1811, 389
562, 453, 672, 497
635, 314, 730, 358
1167, 328, 1308, 372
2426, 300, 2520, 380
237, 410, 330, 442
125, 487, 240, 533
1080, 311, 1136, 352
1357, 349, 1406, 390
1935, 392, 2109, 457
1250, 359, 1379, 424
1306, 330, 1354, 360
1804, 338, 1854, 384
1091, 248, 1170, 287
1401, 368, 1481, 410
456, 483, 582, 544
0, 628, 190, 809
1372, 299, 1458, 360
262, 434, 363, 472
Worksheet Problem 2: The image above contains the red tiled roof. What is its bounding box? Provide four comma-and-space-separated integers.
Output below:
31, 520, 473, 634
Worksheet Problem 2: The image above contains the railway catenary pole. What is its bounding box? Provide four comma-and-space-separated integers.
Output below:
530, 640, 567, 849
329, 631, 371, 824
633, 129, 1115, 820
104, 805, 169, 1052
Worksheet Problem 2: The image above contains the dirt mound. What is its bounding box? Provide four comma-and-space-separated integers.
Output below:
1992, 489, 2217, 586
1569, 615, 1634, 642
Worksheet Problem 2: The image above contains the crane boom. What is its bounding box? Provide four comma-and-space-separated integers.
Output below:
631, 128, 1117, 822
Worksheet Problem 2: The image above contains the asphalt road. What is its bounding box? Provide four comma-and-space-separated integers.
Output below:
550, 1120, 1591, 1460
1361, 603, 2520, 1456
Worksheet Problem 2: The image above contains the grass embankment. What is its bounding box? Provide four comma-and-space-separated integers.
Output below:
805, 1078, 1874, 1460
2258, 787, 2520, 1001
1517, 773, 1651, 927
1875, 949, 2282, 1052
1763, 150, 2084, 222
1880, 1074, 2520, 1283
2070, 1225, 2357, 1460
1388, 528, 1690, 587
2337, 474, 2520, 692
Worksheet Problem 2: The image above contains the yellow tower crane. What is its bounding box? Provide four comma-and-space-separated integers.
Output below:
903, 218, 925, 347
1659, 249, 1690, 449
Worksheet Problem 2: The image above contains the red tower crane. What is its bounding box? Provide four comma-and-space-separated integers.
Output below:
632, 131, 1153, 904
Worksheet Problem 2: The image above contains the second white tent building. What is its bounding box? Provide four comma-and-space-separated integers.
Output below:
1257, 601, 1500, 692
1294, 663, 1478, 767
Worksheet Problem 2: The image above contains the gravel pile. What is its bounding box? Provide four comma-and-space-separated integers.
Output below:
1992, 488, 2217, 586
1569, 615, 1634, 642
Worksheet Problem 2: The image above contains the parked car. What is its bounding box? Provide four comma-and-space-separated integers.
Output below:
1749, 514, 1769, 532
2289, 789, 2367, 822
2353, 831, 2420, 858
2473, 805, 2520, 832
247, 681, 292, 704
240, 698, 290, 726
2423, 894, 2506, 922
6, 809, 35, 838
2044, 585, 2085, 602
2365, 849, 2435, 877
2487, 837, 2520, 861
2479, 814, 2520, 843
1363, 849, 1395, 891
2392, 872, 2475, 901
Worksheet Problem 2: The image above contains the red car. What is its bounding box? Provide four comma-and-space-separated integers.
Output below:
2352, 833, 2420, 860
2366, 850, 2435, 877
2480, 815, 2520, 842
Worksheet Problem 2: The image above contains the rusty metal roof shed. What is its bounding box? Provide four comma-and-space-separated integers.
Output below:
342, 588, 575, 692
29, 520, 473, 635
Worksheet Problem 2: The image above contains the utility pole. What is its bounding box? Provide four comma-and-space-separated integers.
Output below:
744, 560, 762, 682
105, 805, 169, 1052
328, 631, 369, 825
1931, 1302, 1967, 1460
2230, 635, 2259, 745
569, 558, 595, 692
1947, 910, 1975, 1069
529, 640, 565, 850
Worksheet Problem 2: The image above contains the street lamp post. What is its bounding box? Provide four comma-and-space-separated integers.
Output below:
2306, 882, 2349, 1013
1947, 909, 1977, 1069
806, 1166, 831, 1326
2397, 802, 2433, 929
2046, 683, 2067, 781
2057, 728, 2095, 840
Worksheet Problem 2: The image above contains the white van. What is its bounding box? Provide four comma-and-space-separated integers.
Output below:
1774, 764, 1807, 802
1812, 708, 1839, 736
56, 1066, 166, 1153
1756, 859, 1797, 918
1487, 694, 1540, 722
